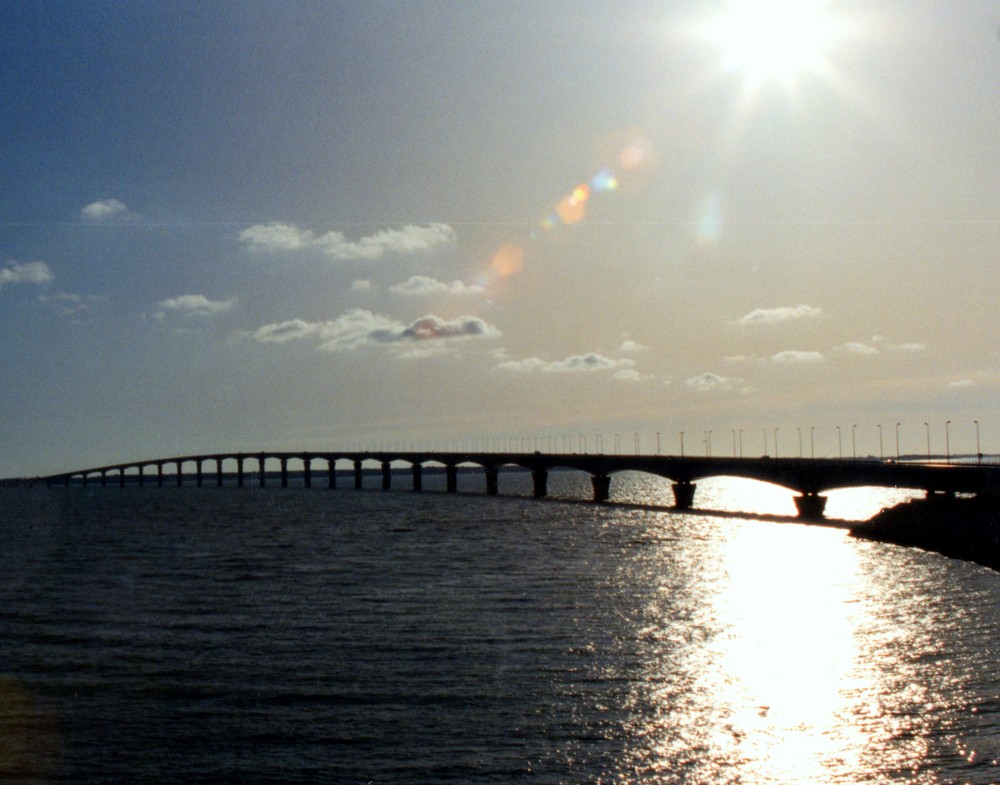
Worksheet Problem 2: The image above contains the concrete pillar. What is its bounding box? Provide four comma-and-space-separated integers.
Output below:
157, 463, 164, 488
354, 460, 363, 490
446, 465, 458, 493
237, 456, 245, 488
382, 462, 392, 491
485, 466, 499, 495
101, 471, 107, 488
672, 481, 696, 510
280, 458, 289, 488
65, 475, 71, 487
217, 458, 224, 487
412, 463, 422, 492
591, 474, 611, 503
82, 473, 89, 488
258, 454, 266, 487
176, 462, 183, 487
119, 468, 126, 488
303, 456, 312, 489
138, 465, 145, 487
328, 460, 337, 489
196, 460, 204, 488
794, 493, 827, 520
532, 469, 548, 498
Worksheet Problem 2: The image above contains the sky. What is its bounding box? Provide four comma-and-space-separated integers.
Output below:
3, 0, 1000, 477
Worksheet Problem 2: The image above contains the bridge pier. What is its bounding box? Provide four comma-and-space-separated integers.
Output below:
532, 470, 548, 498
382, 461, 392, 491
303, 455, 312, 489
485, 466, 499, 495
328, 460, 337, 489
672, 481, 696, 510
101, 470, 107, 487
216, 458, 224, 488
446, 465, 458, 493
794, 492, 827, 520
237, 456, 245, 488
119, 468, 126, 488
591, 474, 611, 503
412, 463, 422, 492
196, 460, 204, 488
258, 454, 266, 487
354, 460, 363, 490
157, 463, 164, 488
138, 465, 145, 487
280, 458, 289, 488
176, 461, 183, 487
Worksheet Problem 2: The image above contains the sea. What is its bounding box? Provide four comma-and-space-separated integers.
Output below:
0, 471, 998, 784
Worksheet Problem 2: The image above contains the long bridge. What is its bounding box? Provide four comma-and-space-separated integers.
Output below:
26, 451, 1000, 520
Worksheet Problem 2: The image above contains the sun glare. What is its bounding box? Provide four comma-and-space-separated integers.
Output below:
697, 0, 849, 97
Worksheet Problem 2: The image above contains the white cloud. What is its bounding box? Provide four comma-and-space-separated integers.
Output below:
37, 291, 105, 318
496, 353, 635, 375
155, 294, 237, 319
835, 341, 879, 355
239, 222, 456, 261
250, 308, 499, 353
737, 304, 823, 326
685, 372, 738, 392
897, 342, 926, 352
390, 275, 484, 296
618, 338, 648, 353
351, 279, 372, 291
81, 199, 128, 220
0, 260, 53, 289
948, 379, 974, 388
771, 350, 824, 363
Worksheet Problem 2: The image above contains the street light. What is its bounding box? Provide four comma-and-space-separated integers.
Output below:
877, 424, 883, 460
836, 425, 842, 459
774, 427, 779, 458
656, 431, 661, 456
852, 424, 857, 459
895, 422, 901, 460
945, 420, 951, 464
739, 429, 744, 458
974, 420, 981, 462
679, 431, 685, 458
924, 422, 930, 459
810, 426, 815, 459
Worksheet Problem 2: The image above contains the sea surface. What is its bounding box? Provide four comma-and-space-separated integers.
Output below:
0, 472, 998, 784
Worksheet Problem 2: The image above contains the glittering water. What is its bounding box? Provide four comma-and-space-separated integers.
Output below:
0, 475, 997, 784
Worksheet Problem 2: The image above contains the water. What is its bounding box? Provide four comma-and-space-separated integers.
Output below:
0, 474, 997, 784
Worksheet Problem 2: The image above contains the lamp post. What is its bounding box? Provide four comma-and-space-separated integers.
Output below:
797, 426, 802, 458
974, 420, 981, 462
679, 431, 685, 458
852, 424, 857, 459
656, 431, 661, 456
739, 429, 744, 458
810, 426, 815, 459
895, 422, 901, 460
836, 425, 842, 459
945, 420, 951, 464
774, 427, 779, 459
877, 424, 883, 460
924, 422, 930, 459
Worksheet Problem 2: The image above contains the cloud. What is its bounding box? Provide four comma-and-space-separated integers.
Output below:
835, 341, 879, 355
771, 350, 824, 363
250, 308, 500, 353
618, 338, 648, 353
685, 372, 743, 392
37, 291, 105, 318
351, 279, 372, 291
897, 342, 926, 352
155, 294, 237, 319
947, 379, 974, 388
239, 222, 456, 260
390, 275, 484, 296
0, 260, 53, 290
737, 304, 823, 326
81, 199, 128, 220
496, 352, 635, 375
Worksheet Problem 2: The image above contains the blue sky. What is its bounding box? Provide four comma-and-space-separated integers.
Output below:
3, 1, 1000, 476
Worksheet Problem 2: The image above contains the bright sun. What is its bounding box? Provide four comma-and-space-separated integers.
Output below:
696, 0, 849, 97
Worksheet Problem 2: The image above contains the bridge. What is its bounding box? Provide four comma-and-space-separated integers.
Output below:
27, 451, 1000, 520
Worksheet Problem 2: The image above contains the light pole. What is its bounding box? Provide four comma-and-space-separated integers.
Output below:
656, 431, 661, 456
895, 422, 901, 460
810, 426, 815, 459
945, 420, 951, 464
877, 424, 883, 460
797, 426, 802, 458
924, 422, 930, 459
679, 431, 685, 458
974, 420, 981, 462
852, 424, 857, 459
774, 427, 779, 458
739, 429, 744, 458
836, 425, 842, 459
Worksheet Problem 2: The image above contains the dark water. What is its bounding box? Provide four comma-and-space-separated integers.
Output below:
1, 477, 998, 784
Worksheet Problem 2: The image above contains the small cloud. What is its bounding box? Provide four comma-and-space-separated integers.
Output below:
81, 199, 128, 220
723, 354, 763, 364
771, 350, 824, 363
685, 372, 741, 392
612, 368, 651, 382
947, 379, 974, 388
496, 353, 635, 375
618, 338, 648, 353
37, 291, 105, 318
249, 309, 499, 353
155, 294, 237, 320
835, 342, 879, 356
351, 279, 372, 291
897, 342, 926, 352
737, 304, 823, 326
0, 260, 53, 290
390, 275, 484, 296
239, 222, 456, 261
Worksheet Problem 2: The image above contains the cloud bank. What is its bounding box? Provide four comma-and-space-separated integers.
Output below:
737, 304, 823, 326
251, 309, 499, 353
496, 352, 636, 376
239, 222, 456, 261
390, 276, 484, 296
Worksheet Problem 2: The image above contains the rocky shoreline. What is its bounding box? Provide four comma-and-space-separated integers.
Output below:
851, 494, 1000, 572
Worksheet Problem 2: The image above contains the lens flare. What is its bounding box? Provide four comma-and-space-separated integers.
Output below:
490, 243, 525, 278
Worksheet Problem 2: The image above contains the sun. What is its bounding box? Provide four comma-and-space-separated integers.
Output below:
695, 0, 849, 98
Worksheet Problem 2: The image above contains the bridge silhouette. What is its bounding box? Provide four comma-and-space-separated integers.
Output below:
33, 451, 1000, 520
